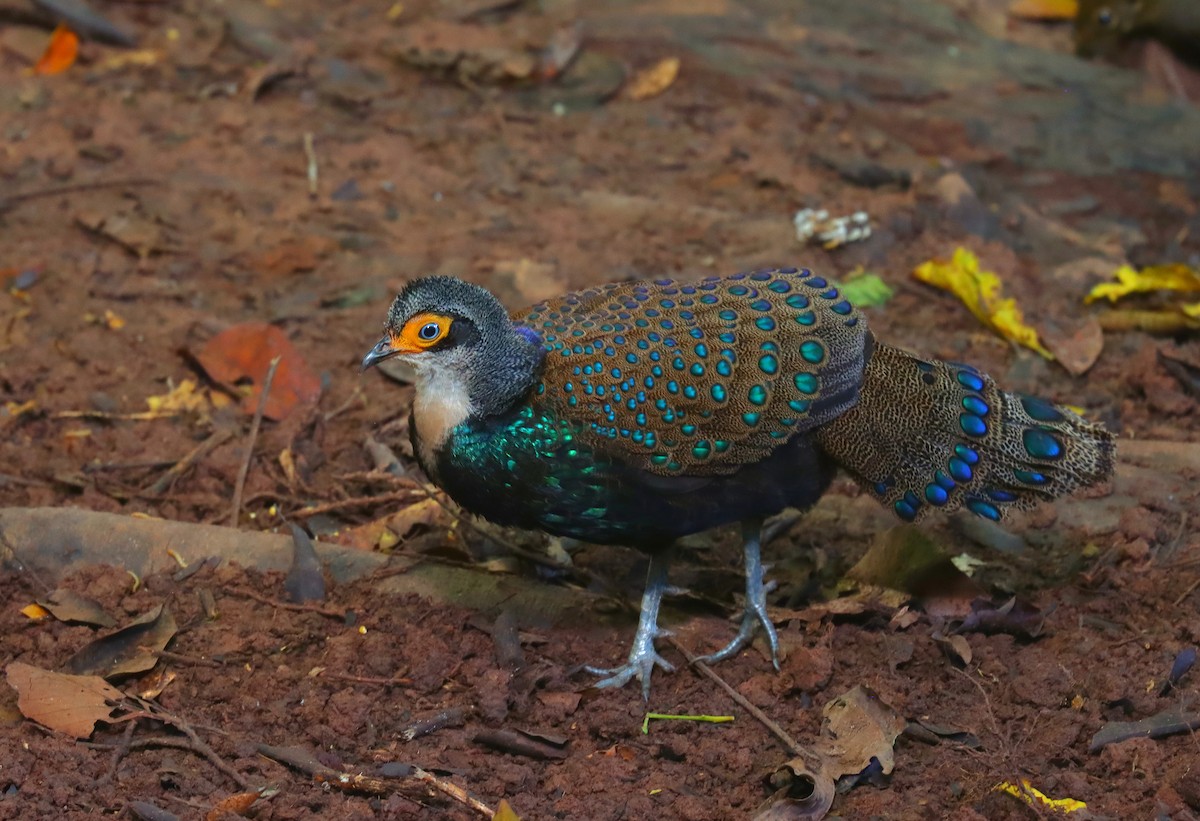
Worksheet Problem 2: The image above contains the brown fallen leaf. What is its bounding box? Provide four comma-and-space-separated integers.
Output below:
194, 323, 321, 421
5, 662, 123, 738
625, 57, 680, 101
205, 791, 261, 821
846, 526, 983, 619
932, 631, 973, 666
756, 685, 904, 820
37, 588, 117, 628
1040, 314, 1104, 376
64, 604, 178, 679
338, 497, 448, 551
819, 685, 906, 780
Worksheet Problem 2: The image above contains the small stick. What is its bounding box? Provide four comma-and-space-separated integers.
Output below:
667, 637, 803, 756
230, 356, 281, 526
146, 428, 234, 495
288, 490, 422, 518
1173, 576, 1200, 607
226, 587, 348, 619
320, 671, 413, 687
111, 709, 253, 790
153, 650, 224, 668
410, 765, 494, 816
99, 717, 138, 785
0, 177, 159, 214
303, 133, 318, 198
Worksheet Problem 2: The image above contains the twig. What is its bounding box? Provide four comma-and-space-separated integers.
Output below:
110, 708, 253, 790
323, 386, 365, 422
0, 177, 159, 214
667, 636, 802, 756
320, 671, 413, 687
302, 133, 318, 198
257, 743, 493, 815
146, 428, 235, 495
410, 765, 494, 816
1173, 576, 1200, 607
226, 587, 348, 619
230, 356, 281, 526
99, 717, 138, 785
153, 650, 225, 668
288, 490, 422, 518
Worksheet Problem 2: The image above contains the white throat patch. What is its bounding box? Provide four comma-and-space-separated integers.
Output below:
411, 366, 475, 473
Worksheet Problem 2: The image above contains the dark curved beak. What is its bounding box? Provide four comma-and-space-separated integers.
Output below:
361, 337, 396, 371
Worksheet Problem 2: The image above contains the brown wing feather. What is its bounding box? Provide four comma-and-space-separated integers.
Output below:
515, 267, 868, 476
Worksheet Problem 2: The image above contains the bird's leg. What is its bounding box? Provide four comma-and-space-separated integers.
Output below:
697, 519, 780, 668
585, 547, 676, 699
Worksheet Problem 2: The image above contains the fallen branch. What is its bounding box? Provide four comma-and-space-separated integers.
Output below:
230, 356, 281, 526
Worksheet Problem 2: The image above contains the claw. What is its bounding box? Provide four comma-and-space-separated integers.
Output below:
585, 549, 676, 699
696, 520, 781, 669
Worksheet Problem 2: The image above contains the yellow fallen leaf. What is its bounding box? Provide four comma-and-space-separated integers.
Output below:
626, 57, 680, 101
1184, 302, 1200, 318
1009, 0, 1078, 20
913, 248, 1052, 358
1085, 263, 1200, 304
492, 799, 522, 821
21, 604, 51, 621
995, 779, 1086, 813
145, 379, 211, 416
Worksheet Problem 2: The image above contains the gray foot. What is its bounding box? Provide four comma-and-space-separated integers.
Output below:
584, 549, 675, 699
696, 521, 781, 669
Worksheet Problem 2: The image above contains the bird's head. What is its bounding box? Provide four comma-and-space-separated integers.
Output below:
362, 275, 544, 416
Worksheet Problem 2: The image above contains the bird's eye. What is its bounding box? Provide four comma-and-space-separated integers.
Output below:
1097, 7, 1113, 25
418, 322, 441, 340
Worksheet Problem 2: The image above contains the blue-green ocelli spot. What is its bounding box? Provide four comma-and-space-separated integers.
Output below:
800, 340, 824, 363
758, 354, 778, 375
748, 385, 768, 405
742, 412, 761, 426
794, 373, 818, 394
755, 316, 776, 332
692, 441, 712, 459
1023, 427, 1064, 459
711, 384, 727, 402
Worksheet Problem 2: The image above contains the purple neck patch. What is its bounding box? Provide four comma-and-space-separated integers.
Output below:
514, 325, 542, 346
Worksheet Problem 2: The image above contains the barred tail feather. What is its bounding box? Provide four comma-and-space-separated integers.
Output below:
815, 340, 1115, 523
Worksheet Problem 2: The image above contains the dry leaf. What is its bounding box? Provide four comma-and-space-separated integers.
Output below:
626, 57, 680, 100
34, 25, 79, 75
819, 685, 906, 779
994, 779, 1086, 813
194, 323, 321, 421
846, 526, 983, 619
1085, 263, 1200, 304
21, 603, 51, 621
492, 799, 523, 821
145, 379, 213, 417
339, 497, 447, 550
37, 589, 117, 628
913, 248, 1052, 358
1008, 0, 1078, 20
64, 604, 177, 679
5, 662, 123, 738
206, 791, 261, 820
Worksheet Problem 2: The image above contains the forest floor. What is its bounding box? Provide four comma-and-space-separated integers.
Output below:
1, 0, 1199, 818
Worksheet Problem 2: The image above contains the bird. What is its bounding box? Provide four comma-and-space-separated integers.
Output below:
362, 267, 1115, 698
1075, 0, 1200, 60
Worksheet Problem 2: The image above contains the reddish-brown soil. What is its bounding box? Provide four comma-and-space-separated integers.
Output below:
1, 0, 1198, 818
